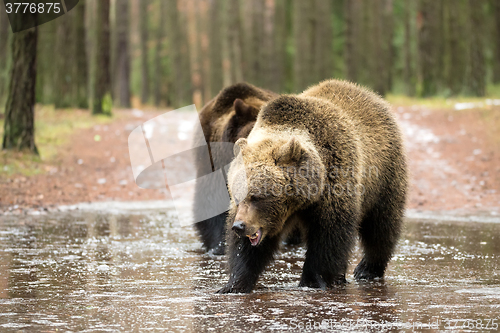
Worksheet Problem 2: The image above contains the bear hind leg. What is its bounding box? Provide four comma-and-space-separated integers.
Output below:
194, 212, 227, 255
354, 198, 404, 280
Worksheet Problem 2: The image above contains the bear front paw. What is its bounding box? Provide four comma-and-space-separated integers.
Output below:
299, 273, 346, 289
354, 259, 385, 280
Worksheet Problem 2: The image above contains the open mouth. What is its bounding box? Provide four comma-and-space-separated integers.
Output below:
247, 229, 262, 246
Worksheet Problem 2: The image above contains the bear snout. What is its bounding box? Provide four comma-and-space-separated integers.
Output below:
232, 220, 246, 236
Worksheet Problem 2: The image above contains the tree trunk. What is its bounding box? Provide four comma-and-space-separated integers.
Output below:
53, 14, 73, 108
492, 0, 500, 83
153, 0, 166, 107
36, 21, 56, 104
199, 0, 212, 104
208, 0, 223, 97
272, 0, 287, 92
220, 0, 231, 87
344, 0, 360, 83
445, 0, 467, 95
370, 0, 386, 95
261, 0, 275, 90
72, 0, 88, 108
113, 0, 131, 108
382, 0, 394, 93
166, 0, 191, 107
403, 0, 416, 96
251, 0, 265, 86
241, 0, 253, 84
419, 0, 440, 97
91, 0, 112, 115
293, 0, 313, 92
0, 10, 10, 107
465, 0, 486, 96
2, 18, 38, 153
139, 0, 149, 105
313, 0, 333, 84
184, 0, 203, 108
228, 0, 244, 84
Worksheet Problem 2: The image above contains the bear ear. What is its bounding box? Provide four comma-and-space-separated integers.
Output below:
234, 138, 248, 156
276, 137, 304, 165
233, 98, 259, 120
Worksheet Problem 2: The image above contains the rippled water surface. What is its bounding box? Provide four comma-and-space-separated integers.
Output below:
0, 207, 499, 332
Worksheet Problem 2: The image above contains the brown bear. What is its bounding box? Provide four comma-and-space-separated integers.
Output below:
193, 82, 278, 255
217, 79, 407, 293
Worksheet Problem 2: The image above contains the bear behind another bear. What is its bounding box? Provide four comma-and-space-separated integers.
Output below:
193, 83, 278, 254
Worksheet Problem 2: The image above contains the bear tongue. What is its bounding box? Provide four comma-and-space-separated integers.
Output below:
248, 229, 262, 246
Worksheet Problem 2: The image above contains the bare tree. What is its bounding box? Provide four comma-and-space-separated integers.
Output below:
444, 0, 467, 95
403, 0, 417, 96
184, 0, 203, 108
419, 0, 440, 97
464, 0, 486, 96
139, 0, 150, 104
345, 0, 361, 83
91, 0, 112, 114
293, 0, 313, 92
53, 13, 73, 108
272, 0, 288, 92
2, 16, 38, 152
208, 0, 223, 97
0, 10, 10, 107
313, 0, 333, 84
166, 0, 191, 107
73, 0, 88, 108
113, 0, 131, 108
492, 0, 500, 83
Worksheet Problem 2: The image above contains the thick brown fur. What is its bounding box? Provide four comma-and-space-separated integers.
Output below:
193, 83, 278, 254
218, 79, 407, 293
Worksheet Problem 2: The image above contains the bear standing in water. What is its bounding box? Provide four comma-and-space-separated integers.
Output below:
193, 83, 277, 254
218, 79, 407, 293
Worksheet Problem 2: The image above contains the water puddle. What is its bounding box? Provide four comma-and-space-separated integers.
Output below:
0, 206, 499, 331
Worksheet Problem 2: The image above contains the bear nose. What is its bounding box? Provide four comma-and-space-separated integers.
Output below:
232, 220, 246, 236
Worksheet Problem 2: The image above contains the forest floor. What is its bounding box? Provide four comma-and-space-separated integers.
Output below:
0, 100, 499, 216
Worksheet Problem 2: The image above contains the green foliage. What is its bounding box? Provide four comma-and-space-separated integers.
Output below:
5, 0, 500, 119
0, 105, 113, 176
387, 84, 500, 108
101, 93, 113, 116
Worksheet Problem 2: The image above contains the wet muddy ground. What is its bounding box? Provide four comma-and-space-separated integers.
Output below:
0, 207, 499, 332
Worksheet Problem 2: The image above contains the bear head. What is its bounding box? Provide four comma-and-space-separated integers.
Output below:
227, 134, 326, 246
198, 83, 277, 145
220, 98, 261, 142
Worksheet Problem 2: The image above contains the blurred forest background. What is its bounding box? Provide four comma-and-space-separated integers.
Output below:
1, 0, 500, 209
1, 0, 500, 131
